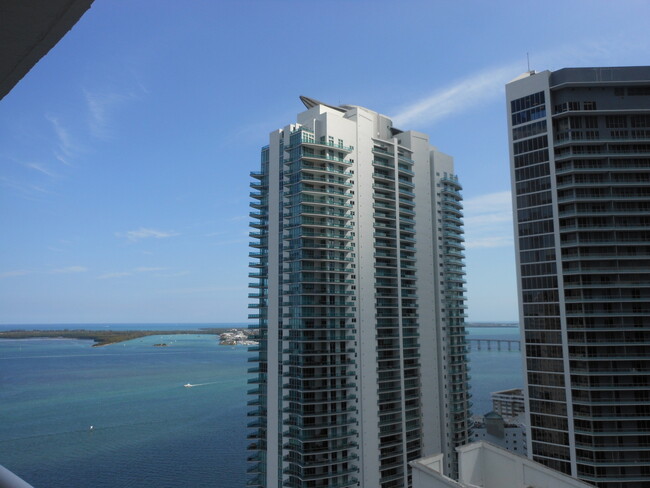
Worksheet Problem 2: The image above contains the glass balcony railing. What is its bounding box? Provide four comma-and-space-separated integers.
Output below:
301, 153, 351, 164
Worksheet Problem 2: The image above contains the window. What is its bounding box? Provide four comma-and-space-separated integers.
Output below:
513, 135, 549, 155
511, 91, 545, 113
583, 101, 597, 110
569, 116, 582, 129
628, 86, 650, 96
511, 92, 546, 126
554, 102, 567, 114
631, 115, 650, 128
512, 106, 546, 126
512, 120, 547, 141
606, 115, 628, 128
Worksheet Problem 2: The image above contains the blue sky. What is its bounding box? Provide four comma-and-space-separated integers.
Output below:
1, 1, 649, 325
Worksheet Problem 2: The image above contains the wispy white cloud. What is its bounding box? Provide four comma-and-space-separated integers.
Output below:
0, 175, 52, 200
465, 235, 514, 250
393, 62, 520, 128
24, 162, 57, 178
464, 191, 513, 222
392, 39, 650, 129
212, 238, 249, 246
463, 191, 514, 249
54, 153, 72, 167
50, 266, 88, 274
97, 271, 132, 280
3, 266, 88, 277
116, 228, 179, 242
46, 114, 77, 158
0, 270, 31, 278
155, 270, 190, 278
84, 87, 143, 139
97, 266, 167, 280
158, 285, 247, 294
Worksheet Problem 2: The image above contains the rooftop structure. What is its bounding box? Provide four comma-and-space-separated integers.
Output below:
411, 441, 595, 488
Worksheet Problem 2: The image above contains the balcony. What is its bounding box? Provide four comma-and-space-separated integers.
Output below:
301, 152, 351, 165
299, 139, 354, 153
293, 174, 353, 188
285, 186, 348, 198
441, 176, 462, 189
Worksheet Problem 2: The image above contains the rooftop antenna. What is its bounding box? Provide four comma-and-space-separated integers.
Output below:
527, 52, 531, 72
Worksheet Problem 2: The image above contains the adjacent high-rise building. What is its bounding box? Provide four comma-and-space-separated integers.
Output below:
506, 67, 650, 488
247, 97, 472, 488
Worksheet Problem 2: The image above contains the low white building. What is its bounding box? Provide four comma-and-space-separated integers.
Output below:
491, 388, 525, 418
411, 441, 594, 488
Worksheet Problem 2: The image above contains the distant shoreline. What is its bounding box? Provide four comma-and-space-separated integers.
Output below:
0, 328, 231, 347
0, 324, 515, 347
0, 322, 247, 331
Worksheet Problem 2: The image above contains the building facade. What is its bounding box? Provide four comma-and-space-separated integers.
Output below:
506, 67, 650, 488
491, 388, 525, 419
471, 411, 527, 457
247, 97, 472, 488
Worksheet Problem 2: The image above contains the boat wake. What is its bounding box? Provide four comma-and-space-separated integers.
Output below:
183, 381, 219, 388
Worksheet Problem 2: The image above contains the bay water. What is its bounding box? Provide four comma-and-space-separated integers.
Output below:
0, 325, 521, 487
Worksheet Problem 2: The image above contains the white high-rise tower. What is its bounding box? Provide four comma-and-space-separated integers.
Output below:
247, 97, 471, 488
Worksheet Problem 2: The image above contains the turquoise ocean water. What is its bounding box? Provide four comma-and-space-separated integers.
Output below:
0, 325, 521, 487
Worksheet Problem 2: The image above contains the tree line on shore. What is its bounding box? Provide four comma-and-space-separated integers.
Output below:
0, 328, 232, 347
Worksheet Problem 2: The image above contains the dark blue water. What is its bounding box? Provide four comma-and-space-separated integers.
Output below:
467, 326, 523, 415
0, 324, 522, 487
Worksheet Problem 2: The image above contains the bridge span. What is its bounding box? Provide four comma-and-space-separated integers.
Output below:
467, 338, 521, 351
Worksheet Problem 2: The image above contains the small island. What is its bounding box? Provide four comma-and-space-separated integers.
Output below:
0, 327, 233, 347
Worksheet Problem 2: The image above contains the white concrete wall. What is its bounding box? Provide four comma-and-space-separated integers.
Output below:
471, 424, 527, 456
459, 442, 592, 488
407, 132, 445, 464
411, 454, 461, 488
348, 106, 383, 488
266, 128, 283, 487
412, 442, 595, 488
431, 149, 456, 473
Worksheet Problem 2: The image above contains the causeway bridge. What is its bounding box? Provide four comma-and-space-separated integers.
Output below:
467, 338, 521, 351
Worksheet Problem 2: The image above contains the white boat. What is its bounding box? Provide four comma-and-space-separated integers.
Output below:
184, 383, 193, 388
